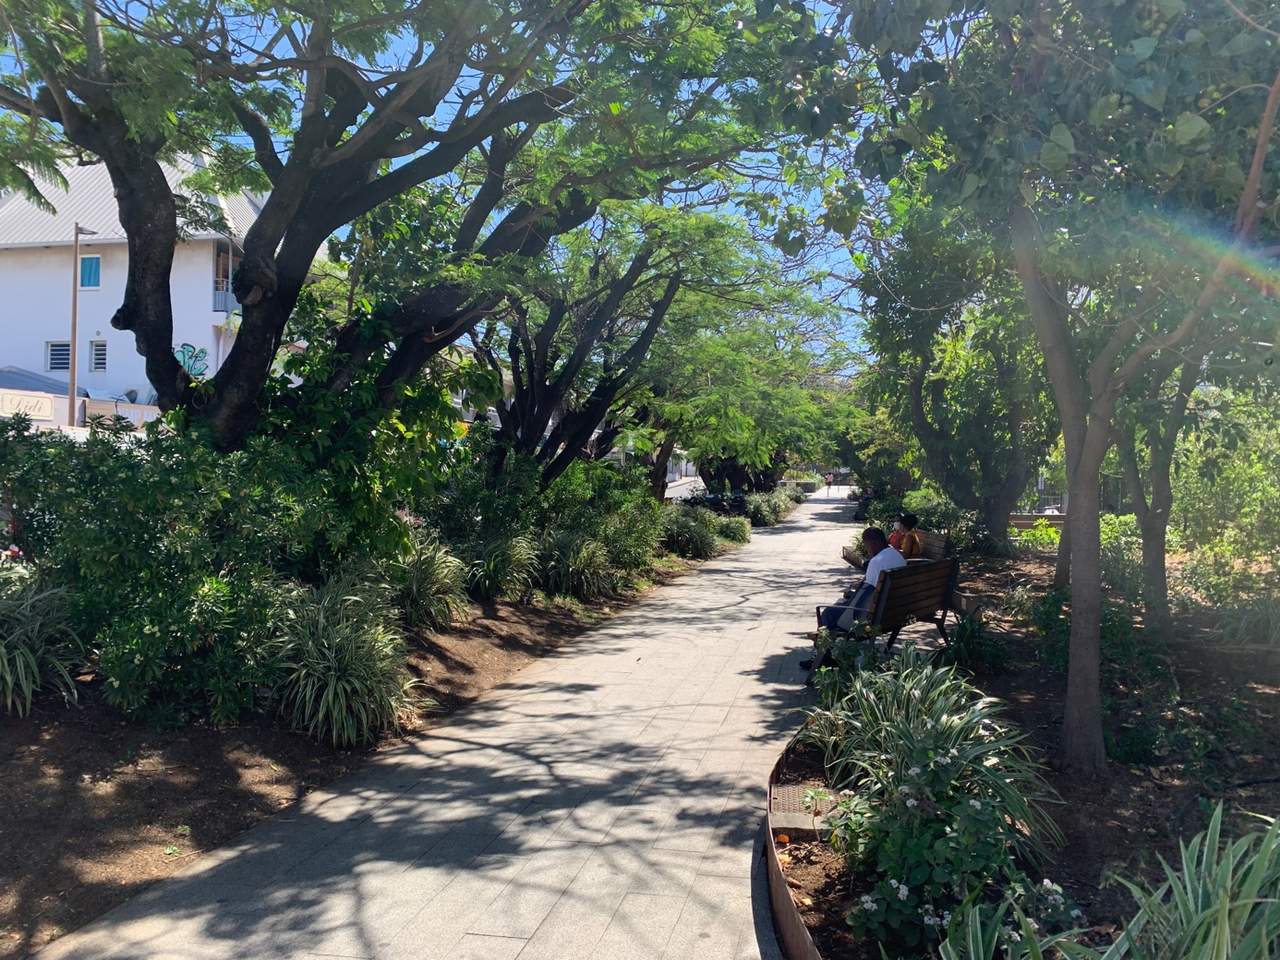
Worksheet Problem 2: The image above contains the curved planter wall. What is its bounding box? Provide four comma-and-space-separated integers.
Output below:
764, 747, 825, 960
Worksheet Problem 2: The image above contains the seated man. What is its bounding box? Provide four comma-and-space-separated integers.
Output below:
819, 526, 906, 631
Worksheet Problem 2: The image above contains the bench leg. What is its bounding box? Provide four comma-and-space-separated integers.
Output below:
935, 611, 950, 644
884, 627, 902, 652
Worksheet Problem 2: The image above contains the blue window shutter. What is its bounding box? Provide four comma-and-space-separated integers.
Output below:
80, 256, 101, 288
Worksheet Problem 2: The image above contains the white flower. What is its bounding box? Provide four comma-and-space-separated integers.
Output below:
897, 884, 909, 900
906, 798, 918, 808
860, 895, 876, 911
907, 766, 921, 776
969, 799, 982, 810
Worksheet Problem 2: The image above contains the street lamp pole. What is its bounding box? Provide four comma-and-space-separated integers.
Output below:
67, 222, 97, 426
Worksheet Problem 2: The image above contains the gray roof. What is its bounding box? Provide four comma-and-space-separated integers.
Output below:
0, 157, 264, 249
0, 365, 83, 395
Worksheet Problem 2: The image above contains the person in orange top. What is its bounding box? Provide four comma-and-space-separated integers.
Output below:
888, 512, 924, 559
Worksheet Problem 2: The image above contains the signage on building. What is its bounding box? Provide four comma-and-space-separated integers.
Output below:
0, 391, 55, 421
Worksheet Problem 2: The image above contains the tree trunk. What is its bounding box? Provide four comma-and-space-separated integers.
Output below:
648, 434, 677, 501
1137, 509, 1172, 635
1054, 523, 1071, 588
979, 491, 1021, 556
1061, 445, 1109, 776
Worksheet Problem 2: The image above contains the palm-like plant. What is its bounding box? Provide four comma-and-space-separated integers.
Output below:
799, 646, 1061, 867
0, 579, 82, 716
272, 576, 412, 747
1080, 805, 1280, 960
392, 532, 468, 632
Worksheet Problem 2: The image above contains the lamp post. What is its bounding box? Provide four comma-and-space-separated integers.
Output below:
68, 222, 97, 426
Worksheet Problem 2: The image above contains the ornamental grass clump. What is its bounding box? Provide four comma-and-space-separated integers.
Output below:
467, 535, 538, 602
391, 531, 468, 632
272, 576, 412, 748
661, 505, 720, 560
540, 530, 614, 600
0, 577, 82, 716
798, 647, 1061, 952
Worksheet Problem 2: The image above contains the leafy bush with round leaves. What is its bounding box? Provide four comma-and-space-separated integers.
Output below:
716, 514, 752, 544
98, 566, 289, 727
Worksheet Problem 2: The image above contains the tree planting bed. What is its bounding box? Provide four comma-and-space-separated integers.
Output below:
768, 553, 1280, 958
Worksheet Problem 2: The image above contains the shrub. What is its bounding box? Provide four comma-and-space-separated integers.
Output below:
271, 576, 412, 747
785, 485, 808, 503
540, 531, 614, 600
745, 489, 793, 526
903, 484, 965, 532
1029, 589, 1152, 683
1012, 519, 1061, 552
661, 505, 720, 559
98, 566, 289, 726
467, 535, 538, 602
937, 903, 1078, 960
1216, 596, 1280, 648
598, 498, 663, 572
937, 613, 1007, 673
798, 648, 1060, 952
1099, 513, 1143, 604
716, 515, 752, 544
0, 577, 82, 716
391, 532, 468, 632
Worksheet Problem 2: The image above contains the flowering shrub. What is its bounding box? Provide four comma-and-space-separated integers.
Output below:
798, 648, 1062, 952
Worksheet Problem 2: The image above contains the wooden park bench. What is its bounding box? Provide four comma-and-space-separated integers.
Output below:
815, 556, 961, 652
841, 529, 951, 568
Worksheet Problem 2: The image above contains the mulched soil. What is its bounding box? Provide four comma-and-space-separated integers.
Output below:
0, 565, 689, 959
777, 552, 1280, 956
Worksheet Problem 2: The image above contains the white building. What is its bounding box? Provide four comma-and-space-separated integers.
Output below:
0, 159, 262, 407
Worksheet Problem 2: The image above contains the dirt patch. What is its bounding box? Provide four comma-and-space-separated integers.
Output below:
777, 552, 1280, 954
0, 565, 690, 958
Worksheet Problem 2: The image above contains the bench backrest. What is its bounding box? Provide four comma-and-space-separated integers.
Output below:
869, 558, 958, 631
917, 530, 950, 562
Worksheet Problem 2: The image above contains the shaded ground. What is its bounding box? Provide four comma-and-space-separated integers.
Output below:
779, 551, 1280, 955
0, 568, 690, 959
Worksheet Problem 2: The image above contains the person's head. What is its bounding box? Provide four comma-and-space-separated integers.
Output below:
900, 512, 918, 531
862, 526, 888, 556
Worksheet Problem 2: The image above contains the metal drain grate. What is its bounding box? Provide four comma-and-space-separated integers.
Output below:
769, 783, 836, 832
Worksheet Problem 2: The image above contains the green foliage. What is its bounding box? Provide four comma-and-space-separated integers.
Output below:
661, 505, 721, 560
798, 648, 1060, 952
938, 903, 1078, 960
98, 566, 289, 727
716, 514, 752, 544
1013, 520, 1061, 552
1028, 589, 1151, 685
539, 532, 614, 601
937, 614, 1007, 674
1085, 805, 1280, 960
744, 489, 794, 527
902, 485, 964, 532
467, 536, 538, 603
391, 531, 468, 633
1099, 514, 1143, 605
1216, 597, 1280, 649
0, 573, 81, 716
271, 576, 412, 748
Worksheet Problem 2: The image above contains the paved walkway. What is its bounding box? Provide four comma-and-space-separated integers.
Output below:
39, 492, 858, 960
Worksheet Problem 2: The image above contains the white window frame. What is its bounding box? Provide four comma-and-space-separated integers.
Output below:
46, 340, 71, 372
79, 254, 102, 290
89, 339, 108, 372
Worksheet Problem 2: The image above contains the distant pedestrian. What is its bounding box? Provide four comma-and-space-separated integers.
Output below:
824, 472, 834, 493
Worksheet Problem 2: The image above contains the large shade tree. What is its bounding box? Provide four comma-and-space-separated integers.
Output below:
833, 0, 1280, 772
0, 0, 855, 448
860, 208, 1057, 553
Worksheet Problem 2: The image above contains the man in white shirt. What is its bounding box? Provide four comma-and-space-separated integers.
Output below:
819, 527, 906, 631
